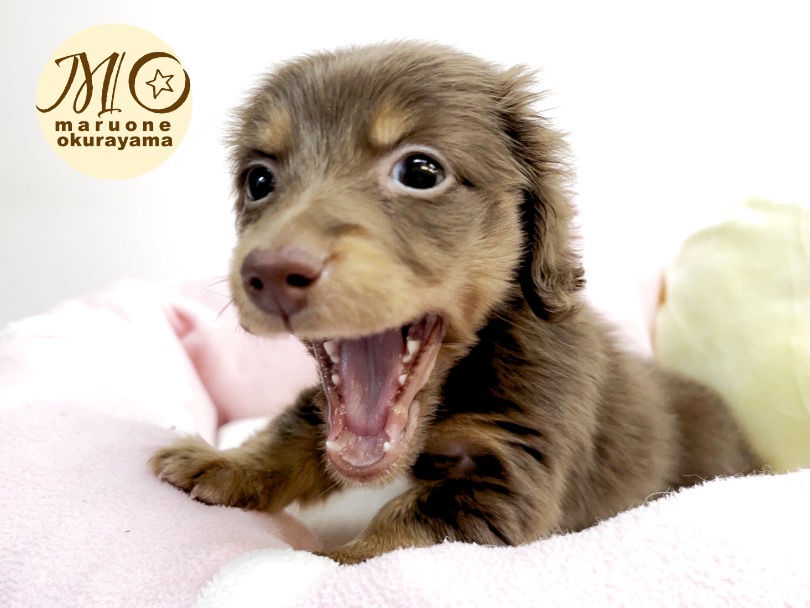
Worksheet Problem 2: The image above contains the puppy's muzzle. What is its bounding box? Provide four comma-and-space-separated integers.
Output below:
240, 246, 325, 321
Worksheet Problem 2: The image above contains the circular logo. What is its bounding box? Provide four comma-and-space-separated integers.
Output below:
35, 24, 192, 180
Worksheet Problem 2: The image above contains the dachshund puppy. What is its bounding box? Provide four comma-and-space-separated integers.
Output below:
151, 42, 760, 564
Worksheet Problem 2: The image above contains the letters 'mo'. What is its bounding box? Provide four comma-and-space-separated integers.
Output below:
37, 51, 190, 117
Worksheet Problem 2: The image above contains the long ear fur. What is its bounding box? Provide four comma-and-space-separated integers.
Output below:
499, 67, 585, 321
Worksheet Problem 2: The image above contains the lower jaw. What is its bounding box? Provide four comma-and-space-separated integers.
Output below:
326, 439, 403, 482
324, 399, 421, 483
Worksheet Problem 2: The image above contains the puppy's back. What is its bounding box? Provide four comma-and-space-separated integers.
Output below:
662, 367, 761, 484
539, 310, 759, 532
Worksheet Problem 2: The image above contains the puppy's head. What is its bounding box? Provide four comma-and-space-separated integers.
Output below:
229, 42, 583, 483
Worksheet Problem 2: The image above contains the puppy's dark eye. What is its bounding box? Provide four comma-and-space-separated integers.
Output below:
395, 154, 445, 190
245, 165, 276, 202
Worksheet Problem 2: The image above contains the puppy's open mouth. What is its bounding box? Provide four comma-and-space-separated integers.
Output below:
311, 314, 447, 481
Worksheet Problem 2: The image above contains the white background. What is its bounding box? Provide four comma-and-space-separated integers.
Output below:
1, 0, 808, 329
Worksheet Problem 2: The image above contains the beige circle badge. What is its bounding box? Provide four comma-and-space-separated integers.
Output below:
36, 24, 192, 180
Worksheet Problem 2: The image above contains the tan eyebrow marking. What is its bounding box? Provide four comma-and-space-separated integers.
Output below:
256, 106, 292, 153
368, 101, 415, 150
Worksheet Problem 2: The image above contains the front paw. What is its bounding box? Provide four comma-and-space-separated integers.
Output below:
149, 435, 246, 506
317, 540, 386, 565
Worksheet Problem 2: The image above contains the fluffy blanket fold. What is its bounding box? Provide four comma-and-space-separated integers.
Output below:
197, 470, 810, 608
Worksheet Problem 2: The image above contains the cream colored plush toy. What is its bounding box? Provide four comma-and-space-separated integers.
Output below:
656, 198, 810, 472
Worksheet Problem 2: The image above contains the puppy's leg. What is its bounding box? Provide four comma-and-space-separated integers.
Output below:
150, 388, 336, 511
324, 479, 558, 564
324, 422, 565, 564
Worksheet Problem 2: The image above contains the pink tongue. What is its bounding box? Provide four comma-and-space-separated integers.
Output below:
338, 328, 403, 436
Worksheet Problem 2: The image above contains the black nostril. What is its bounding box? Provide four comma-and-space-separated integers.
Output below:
248, 276, 264, 291
286, 273, 313, 288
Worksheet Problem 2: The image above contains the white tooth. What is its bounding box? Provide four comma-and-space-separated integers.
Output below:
383, 441, 392, 452
398, 373, 407, 386
324, 341, 340, 363
403, 338, 420, 363
331, 373, 341, 386
325, 440, 341, 451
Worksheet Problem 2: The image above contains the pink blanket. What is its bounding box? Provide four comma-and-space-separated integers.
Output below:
197, 470, 810, 608
0, 280, 319, 607
1, 280, 806, 607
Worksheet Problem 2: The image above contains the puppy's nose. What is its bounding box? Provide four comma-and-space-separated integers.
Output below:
240, 247, 325, 319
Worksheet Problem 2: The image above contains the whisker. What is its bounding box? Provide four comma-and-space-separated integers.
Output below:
192, 279, 230, 299
319, 478, 343, 498
216, 299, 234, 322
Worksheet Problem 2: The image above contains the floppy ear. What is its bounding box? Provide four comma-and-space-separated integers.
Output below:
499, 67, 585, 322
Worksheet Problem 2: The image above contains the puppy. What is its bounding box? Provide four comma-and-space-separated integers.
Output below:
151, 42, 760, 564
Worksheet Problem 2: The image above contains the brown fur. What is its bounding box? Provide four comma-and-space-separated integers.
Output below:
151, 42, 760, 564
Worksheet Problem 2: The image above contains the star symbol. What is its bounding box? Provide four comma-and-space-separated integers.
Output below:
146, 69, 174, 99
